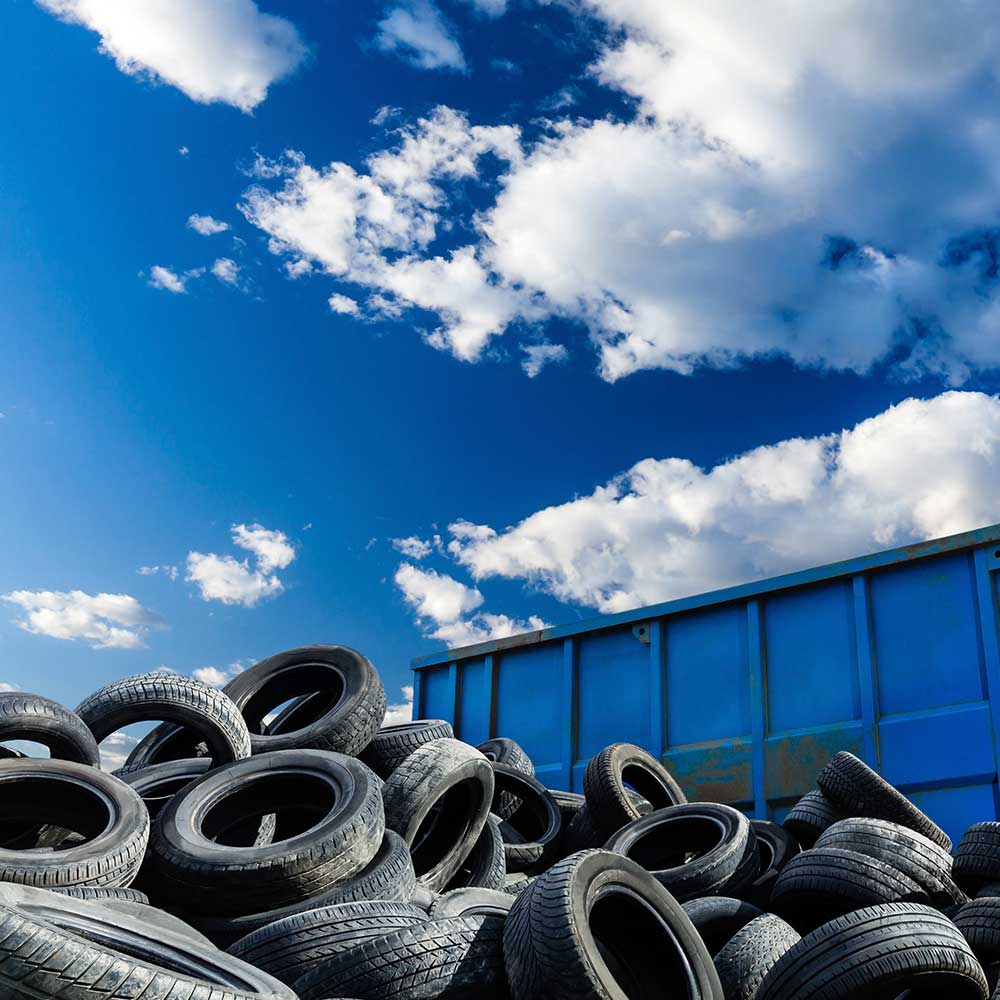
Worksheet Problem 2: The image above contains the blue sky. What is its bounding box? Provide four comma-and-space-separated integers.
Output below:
5, 0, 1000, 744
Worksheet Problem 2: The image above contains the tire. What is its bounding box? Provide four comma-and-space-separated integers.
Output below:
781, 790, 840, 848
742, 820, 800, 907
955, 897, 1000, 963
183, 828, 416, 948
228, 899, 427, 988
382, 737, 494, 892
978, 882, 1000, 898
225, 645, 386, 756
50, 886, 149, 903
150, 749, 384, 914
503, 874, 538, 896
431, 887, 514, 918
445, 813, 506, 890
504, 849, 723, 1000
757, 902, 988, 1000
0, 883, 295, 1000
296, 914, 508, 1000
584, 742, 687, 836
360, 720, 455, 779
604, 803, 760, 902
769, 846, 925, 932
816, 815, 965, 906
0, 693, 99, 765
77, 671, 251, 772
816, 750, 951, 851
116, 756, 213, 818
682, 897, 764, 955
713, 913, 800, 1000
550, 789, 586, 824
478, 739, 534, 819
957, 824, 1000, 893
563, 803, 605, 852
490, 764, 560, 873
0, 758, 148, 888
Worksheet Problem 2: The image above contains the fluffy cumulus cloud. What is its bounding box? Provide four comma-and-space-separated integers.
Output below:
2, 590, 163, 649
376, 1, 465, 72
211, 258, 240, 286
191, 660, 250, 688
393, 535, 433, 559
98, 730, 140, 770
441, 392, 1000, 613
186, 523, 295, 607
384, 684, 415, 726
37, 0, 307, 112
187, 214, 229, 236
240, 2, 1000, 382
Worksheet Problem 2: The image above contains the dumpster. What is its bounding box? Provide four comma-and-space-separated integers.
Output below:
411, 523, 1000, 846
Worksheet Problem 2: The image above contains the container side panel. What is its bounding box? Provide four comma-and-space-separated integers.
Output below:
457, 657, 490, 746
577, 628, 650, 760
763, 581, 859, 733
422, 665, 455, 722
871, 553, 984, 715
764, 724, 865, 802
909, 784, 997, 849
665, 741, 753, 806
666, 604, 751, 745
495, 644, 563, 770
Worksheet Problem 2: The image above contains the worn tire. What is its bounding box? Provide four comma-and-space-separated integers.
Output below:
743, 820, 800, 907
770, 846, 925, 932
817, 750, 951, 850
479, 738, 534, 819
757, 902, 988, 1000
150, 749, 383, 914
955, 897, 1000, 963
0, 693, 100, 765
957, 824, 1000, 893
0, 883, 295, 1000
228, 899, 426, 988
360, 719, 455, 778
431, 887, 514, 919
446, 813, 506, 890
563, 803, 605, 852
504, 849, 723, 1000
50, 886, 149, 904
605, 803, 760, 902
781, 790, 840, 848
116, 756, 214, 818
714, 913, 800, 1000
682, 896, 764, 955
491, 764, 560, 873
0, 758, 148, 888
584, 742, 687, 836
382, 737, 494, 892
297, 914, 508, 1000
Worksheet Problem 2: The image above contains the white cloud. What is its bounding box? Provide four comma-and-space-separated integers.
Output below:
137, 564, 178, 581
393, 536, 433, 559
99, 730, 140, 770
522, 342, 568, 378
192, 666, 228, 688
329, 293, 360, 316
372, 105, 402, 127
0, 684, 18, 693
187, 214, 230, 236
458, 0, 507, 17
178, 146, 189, 157
147, 265, 187, 294
384, 684, 415, 726
375, 0, 465, 72
446, 391, 1000, 614
2, 590, 163, 649
211, 258, 240, 286
37, 0, 307, 112
186, 523, 295, 607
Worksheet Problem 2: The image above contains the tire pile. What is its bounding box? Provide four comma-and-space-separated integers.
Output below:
0, 647, 999, 998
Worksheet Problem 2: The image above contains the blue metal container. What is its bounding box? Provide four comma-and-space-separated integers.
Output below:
412, 524, 1000, 846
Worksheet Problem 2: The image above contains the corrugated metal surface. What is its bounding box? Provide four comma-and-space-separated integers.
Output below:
411, 524, 1000, 845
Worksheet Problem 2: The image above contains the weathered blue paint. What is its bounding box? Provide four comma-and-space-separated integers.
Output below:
411, 524, 1000, 845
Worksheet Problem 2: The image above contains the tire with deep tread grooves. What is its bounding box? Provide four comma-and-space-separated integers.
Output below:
491, 764, 560, 873
584, 742, 687, 836
382, 737, 494, 892
955, 896, 1000, 963
816, 750, 951, 850
296, 914, 508, 1000
682, 897, 764, 955
505, 850, 722, 1000
757, 902, 988, 1000
51, 886, 150, 903
0, 693, 100, 765
150, 749, 384, 915
713, 913, 800, 1000
957, 823, 1000, 893
360, 719, 455, 778
430, 887, 513, 919
228, 899, 427, 988
0, 758, 148, 888
446, 813, 506, 890
781, 790, 840, 848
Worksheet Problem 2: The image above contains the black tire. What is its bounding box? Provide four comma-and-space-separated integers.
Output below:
0, 693, 99, 765
0, 758, 148, 888
683, 896, 764, 956
359, 720, 455, 778
431, 887, 514, 918
478, 738, 534, 819
228, 899, 427, 987
503, 873, 538, 896
297, 914, 508, 1000
757, 902, 988, 1000
714, 913, 800, 1000
446, 813, 506, 890
979, 882, 1000, 898
743, 820, 800, 906
150, 749, 384, 914
183, 828, 416, 948
781, 790, 840, 848
604, 803, 760, 902
769, 846, 925, 932
226, 645, 386, 756
504, 849, 723, 1000
583, 742, 687, 836
382, 737, 494, 892
956, 897, 1000, 963
957, 824, 1000, 893
550, 789, 585, 823
0, 884, 294, 1000
816, 815, 965, 906
50, 886, 149, 903
116, 756, 214, 818
563, 803, 605, 852
77, 671, 251, 773
491, 764, 560, 873
816, 750, 951, 850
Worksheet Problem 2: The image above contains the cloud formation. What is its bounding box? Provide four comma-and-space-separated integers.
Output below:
376, 1, 465, 72
187, 214, 230, 236
186, 523, 295, 607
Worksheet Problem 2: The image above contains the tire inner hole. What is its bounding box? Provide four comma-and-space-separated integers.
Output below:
411, 778, 485, 878
241, 665, 346, 736
621, 764, 674, 811
494, 776, 548, 844
623, 816, 726, 870
0, 777, 113, 848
